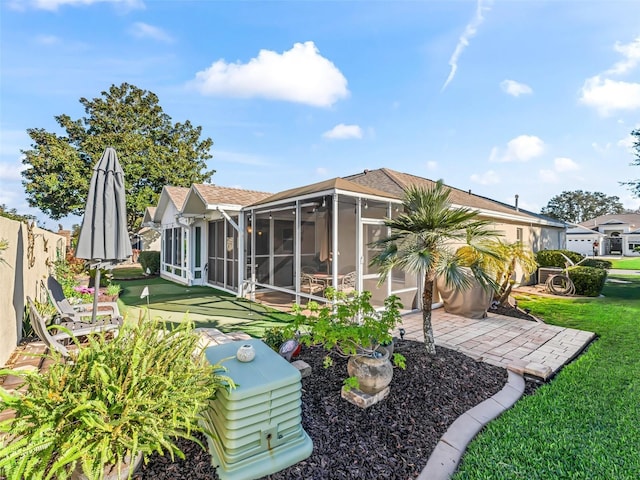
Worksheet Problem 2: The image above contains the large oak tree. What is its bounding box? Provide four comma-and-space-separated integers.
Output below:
21, 83, 214, 232
540, 190, 624, 223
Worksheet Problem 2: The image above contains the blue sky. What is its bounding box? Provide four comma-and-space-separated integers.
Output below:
1, 0, 640, 230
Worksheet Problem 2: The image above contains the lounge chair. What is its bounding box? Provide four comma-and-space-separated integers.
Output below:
27, 296, 122, 357
47, 275, 121, 322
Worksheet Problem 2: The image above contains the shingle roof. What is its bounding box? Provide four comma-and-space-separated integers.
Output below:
345, 168, 539, 220
142, 206, 156, 223
248, 177, 398, 207
164, 186, 190, 210
193, 184, 271, 206
579, 213, 640, 228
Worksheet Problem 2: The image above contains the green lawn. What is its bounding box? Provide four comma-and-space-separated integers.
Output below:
608, 257, 640, 270
454, 275, 640, 479
117, 277, 295, 338
111, 265, 146, 280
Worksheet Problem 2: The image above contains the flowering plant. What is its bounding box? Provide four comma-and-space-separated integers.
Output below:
73, 285, 95, 295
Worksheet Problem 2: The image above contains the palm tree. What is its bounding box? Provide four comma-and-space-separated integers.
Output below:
370, 181, 502, 355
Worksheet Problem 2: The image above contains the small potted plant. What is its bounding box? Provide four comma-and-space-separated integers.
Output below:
286, 288, 406, 396
0, 318, 234, 480
99, 283, 121, 302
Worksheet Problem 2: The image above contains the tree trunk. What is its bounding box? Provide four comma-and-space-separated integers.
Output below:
422, 273, 436, 356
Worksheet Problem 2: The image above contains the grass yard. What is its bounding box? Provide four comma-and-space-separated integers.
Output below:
117, 277, 295, 338
111, 265, 146, 280
454, 275, 640, 479
608, 257, 640, 270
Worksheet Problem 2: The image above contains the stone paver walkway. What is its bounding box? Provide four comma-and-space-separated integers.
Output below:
396, 308, 596, 380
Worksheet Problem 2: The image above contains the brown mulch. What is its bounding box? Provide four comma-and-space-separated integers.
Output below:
135, 341, 507, 480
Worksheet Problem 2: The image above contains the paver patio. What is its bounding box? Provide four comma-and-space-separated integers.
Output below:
396, 308, 596, 380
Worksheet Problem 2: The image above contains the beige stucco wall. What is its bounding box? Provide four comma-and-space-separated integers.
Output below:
487, 220, 565, 284
0, 217, 65, 366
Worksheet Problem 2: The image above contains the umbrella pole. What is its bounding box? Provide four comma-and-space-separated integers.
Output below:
92, 267, 100, 323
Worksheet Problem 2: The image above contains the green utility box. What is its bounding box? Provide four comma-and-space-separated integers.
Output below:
203, 339, 313, 480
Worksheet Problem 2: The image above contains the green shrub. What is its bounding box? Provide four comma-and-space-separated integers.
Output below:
568, 266, 607, 296
139, 251, 160, 275
88, 268, 111, 287
262, 327, 287, 352
535, 249, 584, 268
0, 319, 234, 480
580, 258, 612, 269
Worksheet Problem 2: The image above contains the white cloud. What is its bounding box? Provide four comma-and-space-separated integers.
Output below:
580, 37, 640, 116
0, 163, 24, 181
500, 79, 532, 97
316, 167, 329, 176
606, 36, 640, 75
539, 169, 558, 183
618, 128, 639, 153
34, 34, 61, 45
322, 124, 363, 140
580, 76, 640, 116
426, 161, 438, 171
442, 0, 493, 91
129, 22, 174, 43
490, 135, 545, 162
189, 41, 349, 107
470, 170, 500, 185
214, 150, 270, 166
553, 157, 580, 172
591, 142, 612, 153
10, 0, 144, 10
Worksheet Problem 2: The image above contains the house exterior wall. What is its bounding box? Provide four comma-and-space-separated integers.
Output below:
567, 235, 599, 256
159, 201, 189, 285
489, 220, 565, 284
624, 234, 640, 256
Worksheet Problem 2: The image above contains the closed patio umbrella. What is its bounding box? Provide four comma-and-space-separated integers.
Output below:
76, 147, 132, 322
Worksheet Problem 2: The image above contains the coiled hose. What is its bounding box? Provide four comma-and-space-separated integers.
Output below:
545, 273, 575, 296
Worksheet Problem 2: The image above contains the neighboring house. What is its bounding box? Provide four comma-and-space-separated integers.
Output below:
569, 213, 640, 256
145, 168, 566, 308
566, 224, 606, 257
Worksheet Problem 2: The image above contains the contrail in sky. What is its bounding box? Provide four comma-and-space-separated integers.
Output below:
442, 0, 493, 91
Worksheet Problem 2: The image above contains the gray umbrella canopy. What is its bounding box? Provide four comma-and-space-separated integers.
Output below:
76, 147, 132, 320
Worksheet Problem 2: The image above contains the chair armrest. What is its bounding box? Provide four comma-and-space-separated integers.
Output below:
69, 302, 121, 318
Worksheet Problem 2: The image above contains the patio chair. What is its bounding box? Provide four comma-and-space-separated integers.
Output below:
27, 296, 122, 358
300, 273, 325, 296
337, 271, 357, 295
47, 275, 121, 322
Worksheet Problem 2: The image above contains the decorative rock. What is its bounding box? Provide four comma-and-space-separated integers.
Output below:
236, 344, 256, 362
341, 385, 390, 409
291, 360, 312, 378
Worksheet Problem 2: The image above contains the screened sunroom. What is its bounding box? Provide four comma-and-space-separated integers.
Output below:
241, 178, 419, 309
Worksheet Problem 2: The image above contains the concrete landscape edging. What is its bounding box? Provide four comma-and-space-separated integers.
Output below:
418, 369, 525, 480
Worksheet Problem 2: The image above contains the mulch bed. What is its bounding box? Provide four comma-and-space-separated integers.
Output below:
490, 302, 539, 322
135, 341, 507, 480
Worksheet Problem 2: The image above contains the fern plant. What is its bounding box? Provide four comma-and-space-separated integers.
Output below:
0, 319, 234, 480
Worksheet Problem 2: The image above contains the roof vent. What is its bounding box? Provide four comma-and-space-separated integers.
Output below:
468, 189, 471, 195
515, 194, 519, 211
364, 169, 369, 174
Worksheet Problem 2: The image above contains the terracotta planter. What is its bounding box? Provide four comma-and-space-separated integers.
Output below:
98, 287, 119, 303
347, 347, 393, 395
71, 453, 142, 480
